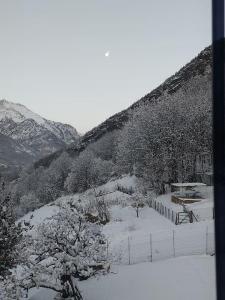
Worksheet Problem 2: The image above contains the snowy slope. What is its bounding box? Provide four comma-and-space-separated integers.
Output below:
27, 256, 215, 300
80, 255, 216, 300
19, 176, 215, 265
0, 99, 46, 124
0, 132, 33, 171
18, 176, 215, 300
35, 44, 212, 170
0, 99, 79, 143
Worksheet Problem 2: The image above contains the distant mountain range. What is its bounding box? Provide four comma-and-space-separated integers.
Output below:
0, 99, 79, 175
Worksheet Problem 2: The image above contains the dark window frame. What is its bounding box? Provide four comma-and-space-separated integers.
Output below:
213, 1, 225, 299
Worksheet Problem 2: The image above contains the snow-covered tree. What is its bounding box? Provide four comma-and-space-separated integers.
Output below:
90, 157, 114, 187
17, 192, 41, 217
0, 190, 23, 276
65, 150, 95, 193
131, 193, 145, 218
116, 112, 144, 176
0, 274, 21, 300
93, 197, 110, 224
10, 152, 73, 217
47, 152, 73, 192
65, 150, 114, 193
116, 82, 212, 193
20, 204, 108, 299
88, 131, 118, 162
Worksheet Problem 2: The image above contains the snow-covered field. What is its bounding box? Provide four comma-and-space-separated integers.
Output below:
28, 255, 216, 300
104, 205, 214, 265
80, 255, 216, 300
19, 176, 216, 300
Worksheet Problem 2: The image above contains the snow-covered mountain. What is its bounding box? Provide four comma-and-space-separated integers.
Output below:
0, 99, 79, 172
0, 132, 33, 173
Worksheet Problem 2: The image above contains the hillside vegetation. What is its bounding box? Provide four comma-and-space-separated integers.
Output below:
6, 45, 212, 217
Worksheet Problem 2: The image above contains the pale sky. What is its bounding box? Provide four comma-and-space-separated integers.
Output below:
0, 0, 211, 133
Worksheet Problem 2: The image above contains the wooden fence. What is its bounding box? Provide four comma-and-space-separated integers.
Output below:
150, 199, 179, 224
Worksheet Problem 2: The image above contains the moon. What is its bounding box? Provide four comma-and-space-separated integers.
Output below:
105, 51, 110, 57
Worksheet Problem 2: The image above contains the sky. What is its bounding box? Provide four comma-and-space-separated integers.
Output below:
0, 0, 211, 134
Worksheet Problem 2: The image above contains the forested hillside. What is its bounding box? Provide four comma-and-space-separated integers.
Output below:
6, 44, 212, 217
35, 45, 211, 168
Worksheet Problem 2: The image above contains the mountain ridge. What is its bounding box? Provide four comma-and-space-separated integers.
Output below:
35, 44, 212, 168
0, 99, 80, 174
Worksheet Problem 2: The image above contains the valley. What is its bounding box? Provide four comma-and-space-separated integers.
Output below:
0, 43, 214, 300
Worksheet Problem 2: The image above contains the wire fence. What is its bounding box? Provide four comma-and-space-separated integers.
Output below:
150, 198, 214, 224
107, 225, 215, 265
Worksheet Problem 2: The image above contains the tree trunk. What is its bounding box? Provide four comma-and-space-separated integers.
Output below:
68, 276, 83, 300
136, 207, 139, 218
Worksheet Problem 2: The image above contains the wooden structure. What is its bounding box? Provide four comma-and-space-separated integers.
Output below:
171, 182, 206, 204
171, 182, 206, 192
171, 195, 202, 205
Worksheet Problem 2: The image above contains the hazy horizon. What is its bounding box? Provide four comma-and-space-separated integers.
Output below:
0, 0, 211, 133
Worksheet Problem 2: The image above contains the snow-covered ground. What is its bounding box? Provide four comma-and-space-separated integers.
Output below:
28, 255, 216, 300
80, 255, 216, 300
19, 201, 215, 265
104, 205, 214, 265
153, 186, 214, 223
19, 176, 216, 300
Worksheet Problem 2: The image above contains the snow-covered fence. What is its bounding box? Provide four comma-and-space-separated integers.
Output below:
150, 198, 214, 224
151, 199, 179, 224
107, 225, 215, 265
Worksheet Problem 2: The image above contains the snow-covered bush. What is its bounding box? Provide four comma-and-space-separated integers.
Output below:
19, 205, 108, 299
85, 195, 110, 225
0, 275, 22, 300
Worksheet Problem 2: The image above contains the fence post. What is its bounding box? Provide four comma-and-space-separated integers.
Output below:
206, 226, 208, 254
173, 230, 176, 257
128, 236, 131, 265
150, 233, 153, 262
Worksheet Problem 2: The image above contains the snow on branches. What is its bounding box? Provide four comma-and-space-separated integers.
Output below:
19, 203, 108, 299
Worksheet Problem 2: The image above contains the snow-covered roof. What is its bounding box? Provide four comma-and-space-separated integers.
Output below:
171, 183, 206, 187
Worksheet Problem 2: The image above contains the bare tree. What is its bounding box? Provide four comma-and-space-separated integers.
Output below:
131, 193, 145, 218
